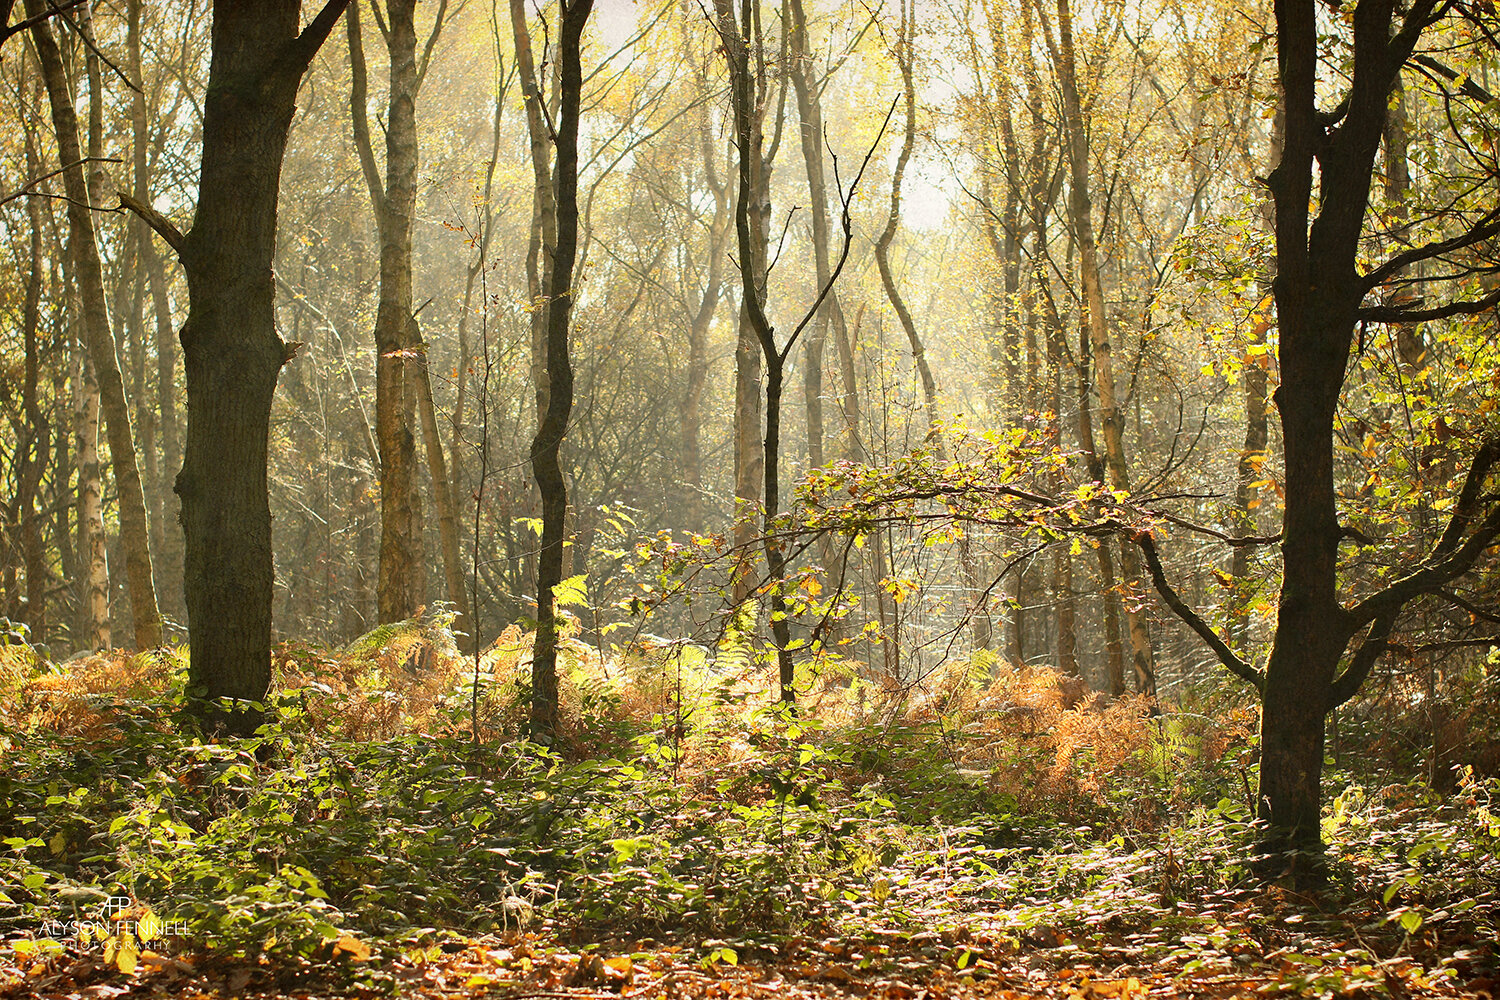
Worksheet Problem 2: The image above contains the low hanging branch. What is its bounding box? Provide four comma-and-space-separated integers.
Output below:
1132, 529, 1263, 692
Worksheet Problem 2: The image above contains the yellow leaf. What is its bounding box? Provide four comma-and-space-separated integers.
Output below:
333, 934, 373, 962
115, 940, 139, 975
47, 832, 66, 856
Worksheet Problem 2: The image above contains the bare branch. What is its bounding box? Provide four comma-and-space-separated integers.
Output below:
1133, 530, 1264, 692
116, 191, 185, 256
1348, 435, 1500, 628
1361, 205, 1500, 289
0, 0, 83, 46
1329, 610, 1397, 708
0, 156, 120, 208
279, 0, 352, 80
1357, 286, 1500, 323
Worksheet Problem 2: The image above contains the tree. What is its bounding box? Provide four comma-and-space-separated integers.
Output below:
717, 0, 883, 702
27, 0, 162, 650
1138, 0, 1500, 863
125, 0, 351, 733
1044, 0, 1154, 696
347, 0, 466, 629
529, 0, 594, 742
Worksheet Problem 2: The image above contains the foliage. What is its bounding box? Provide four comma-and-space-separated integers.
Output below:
2, 636, 1498, 995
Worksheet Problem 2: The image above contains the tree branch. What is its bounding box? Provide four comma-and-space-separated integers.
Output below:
279, 0, 352, 80
0, 156, 120, 208
1413, 53, 1495, 103
1133, 530, 1263, 693
1357, 286, 1500, 323
117, 191, 186, 256
1348, 436, 1500, 628
1435, 587, 1500, 625
345, 0, 386, 217
1329, 609, 1397, 708
1361, 205, 1500, 289
1145, 509, 1282, 547
0, 0, 82, 46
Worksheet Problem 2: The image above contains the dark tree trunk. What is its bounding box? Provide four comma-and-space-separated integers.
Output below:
137, 0, 349, 734
529, 0, 593, 742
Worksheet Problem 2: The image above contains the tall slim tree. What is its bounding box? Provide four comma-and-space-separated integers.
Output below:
1047, 0, 1154, 695
529, 0, 594, 741
27, 0, 163, 649
348, 0, 463, 627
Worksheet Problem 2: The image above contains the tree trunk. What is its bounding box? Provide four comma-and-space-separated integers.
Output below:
73, 345, 109, 651
720, 0, 799, 698
1052, 0, 1152, 695
19, 121, 48, 641
148, 0, 350, 733
416, 346, 470, 637
681, 95, 732, 531
722, 0, 768, 607
787, 0, 843, 472
349, 0, 425, 622
28, 0, 162, 649
510, 0, 556, 430
529, 0, 593, 741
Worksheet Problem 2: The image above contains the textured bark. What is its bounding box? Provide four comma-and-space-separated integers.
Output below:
349, 0, 425, 622
73, 347, 108, 651
28, 0, 162, 649
510, 0, 556, 428
1052, 0, 1153, 695
529, 0, 593, 741
157, 0, 350, 733
19, 123, 48, 640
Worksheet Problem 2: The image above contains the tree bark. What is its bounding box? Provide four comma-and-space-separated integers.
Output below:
147, 0, 350, 733
28, 0, 162, 649
529, 0, 593, 741
1051, 0, 1153, 695
72, 342, 109, 650
349, 0, 427, 622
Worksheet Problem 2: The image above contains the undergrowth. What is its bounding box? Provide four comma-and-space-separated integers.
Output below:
1, 617, 1497, 988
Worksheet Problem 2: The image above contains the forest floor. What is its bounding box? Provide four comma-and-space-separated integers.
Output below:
3, 639, 1498, 998
4, 893, 1498, 1000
